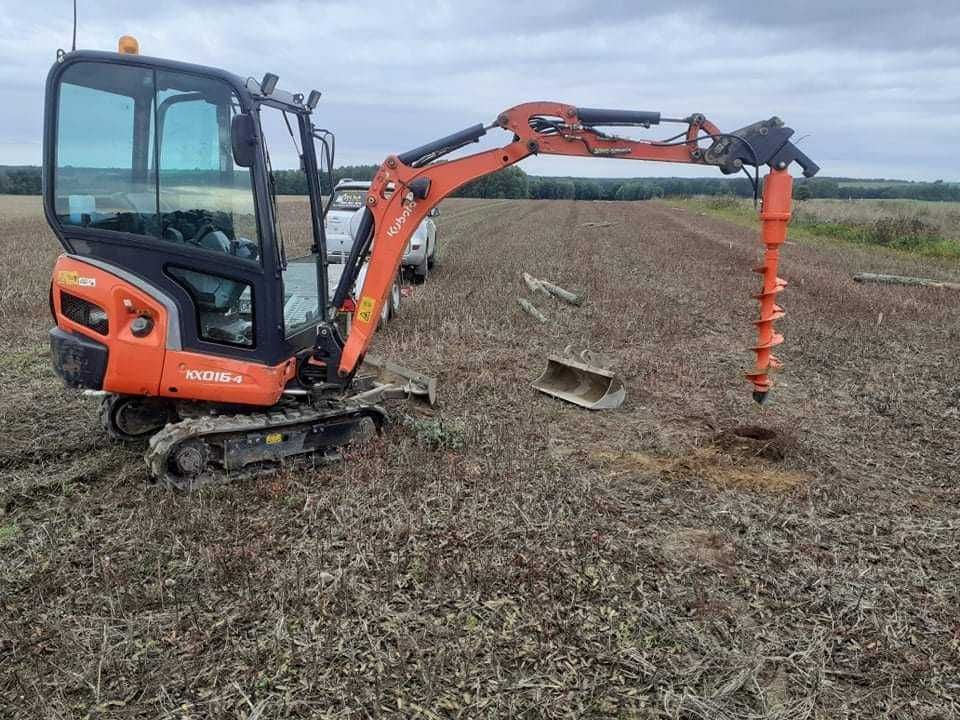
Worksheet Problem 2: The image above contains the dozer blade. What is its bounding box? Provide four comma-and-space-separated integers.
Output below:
355, 354, 437, 405
532, 355, 625, 410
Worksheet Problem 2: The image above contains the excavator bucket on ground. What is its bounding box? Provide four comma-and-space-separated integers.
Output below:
532, 354, 626, 410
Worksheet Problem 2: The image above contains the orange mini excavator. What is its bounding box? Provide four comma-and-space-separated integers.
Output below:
43, 39, 818, 488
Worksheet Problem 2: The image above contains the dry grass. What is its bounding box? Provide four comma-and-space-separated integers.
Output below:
680, 195, 960, 258
793, 198, 960, 241
1, 194, 959, 718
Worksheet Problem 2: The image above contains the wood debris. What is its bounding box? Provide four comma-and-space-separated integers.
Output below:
853, 272, 960, 290
516, 297, 548, 322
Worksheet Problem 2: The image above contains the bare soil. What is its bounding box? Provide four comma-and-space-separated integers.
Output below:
1, 195, 958, 718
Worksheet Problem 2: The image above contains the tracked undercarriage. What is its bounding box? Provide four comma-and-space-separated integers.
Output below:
98, 394, 385, 490
145, 403, 385, 490
98, 356, 434, 490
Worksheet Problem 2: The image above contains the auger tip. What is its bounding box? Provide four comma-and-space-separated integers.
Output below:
752, 390, 768, 405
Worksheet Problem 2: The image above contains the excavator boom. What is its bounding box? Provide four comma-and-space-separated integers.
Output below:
328, 102, 818, 402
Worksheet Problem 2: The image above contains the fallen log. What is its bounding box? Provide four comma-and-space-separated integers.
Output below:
517, 297, 549, 323
853, 272, 960, 290
540, 280, 585, 306
522, 272, 551, 296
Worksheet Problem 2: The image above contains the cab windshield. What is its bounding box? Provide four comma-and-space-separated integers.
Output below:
54, 61, 259, 260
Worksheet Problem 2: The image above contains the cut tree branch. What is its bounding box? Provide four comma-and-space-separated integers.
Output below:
853, 273, 960, 290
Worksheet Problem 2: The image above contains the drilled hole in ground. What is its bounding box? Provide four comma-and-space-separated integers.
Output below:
714, 425, 794, 463
730, 425, 778, 441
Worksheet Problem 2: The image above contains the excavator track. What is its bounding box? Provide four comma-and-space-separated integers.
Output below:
145, 403, 386, 491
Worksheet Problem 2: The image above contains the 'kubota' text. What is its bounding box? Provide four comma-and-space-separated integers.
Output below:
386, 201, 417, 237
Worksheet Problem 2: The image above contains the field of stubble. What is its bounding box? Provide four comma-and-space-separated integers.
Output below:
1, 194, 958, 718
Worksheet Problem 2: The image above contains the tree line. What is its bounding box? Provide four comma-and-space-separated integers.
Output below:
4, 164, 960, 202
0, 166, 42, 195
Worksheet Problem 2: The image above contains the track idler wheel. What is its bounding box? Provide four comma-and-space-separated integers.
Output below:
100, 395, 173, 441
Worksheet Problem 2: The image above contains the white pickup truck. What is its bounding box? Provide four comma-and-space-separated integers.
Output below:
325, 179, 439, 282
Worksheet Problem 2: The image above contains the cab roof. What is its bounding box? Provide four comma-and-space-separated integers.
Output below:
52, 49, 315, 115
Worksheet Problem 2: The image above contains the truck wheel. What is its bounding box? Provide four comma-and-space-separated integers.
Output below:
414, 258, 429, 284
427, 233, 439, 269
389, 274, 402, 317
379, 276, 402, 325
380, 294, 391, 324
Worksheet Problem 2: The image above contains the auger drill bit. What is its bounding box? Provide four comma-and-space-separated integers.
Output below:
746, 169, 793, 404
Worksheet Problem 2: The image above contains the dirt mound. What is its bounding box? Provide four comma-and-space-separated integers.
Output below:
589, 445, 811, 493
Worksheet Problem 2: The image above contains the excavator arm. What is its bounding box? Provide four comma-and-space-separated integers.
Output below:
326, 102, 819, 403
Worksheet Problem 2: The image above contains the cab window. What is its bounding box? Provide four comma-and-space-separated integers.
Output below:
168, 267, 254, 347
156, 71, 258, 259
55, 63, 156, 235
54, 62, 259, 261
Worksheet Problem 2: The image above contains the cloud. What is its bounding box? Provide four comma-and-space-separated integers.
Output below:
0, 0, 957, 180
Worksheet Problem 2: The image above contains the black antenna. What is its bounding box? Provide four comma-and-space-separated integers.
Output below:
72, 0, 77, 51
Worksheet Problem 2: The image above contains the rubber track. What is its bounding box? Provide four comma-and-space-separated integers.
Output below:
145, 404, 382, 491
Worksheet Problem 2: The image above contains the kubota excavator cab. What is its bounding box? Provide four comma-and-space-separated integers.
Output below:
44, 43, 335, 407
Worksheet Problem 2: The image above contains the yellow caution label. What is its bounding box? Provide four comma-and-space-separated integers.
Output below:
56, 270, 96, 287
356, 296, 376, 324
57, 270, 79, 286
265, 432, 283, 445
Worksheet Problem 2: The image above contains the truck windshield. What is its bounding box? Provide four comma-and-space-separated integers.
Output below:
54, 61, 259, 260
330, 188, 366, 211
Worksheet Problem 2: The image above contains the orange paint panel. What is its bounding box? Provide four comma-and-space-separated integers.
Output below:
52, 255, 295, 407
159, 351, 295, 406
52, 255, 167, 396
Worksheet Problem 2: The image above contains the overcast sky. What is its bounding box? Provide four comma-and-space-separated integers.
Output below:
1, 0, 958, 180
